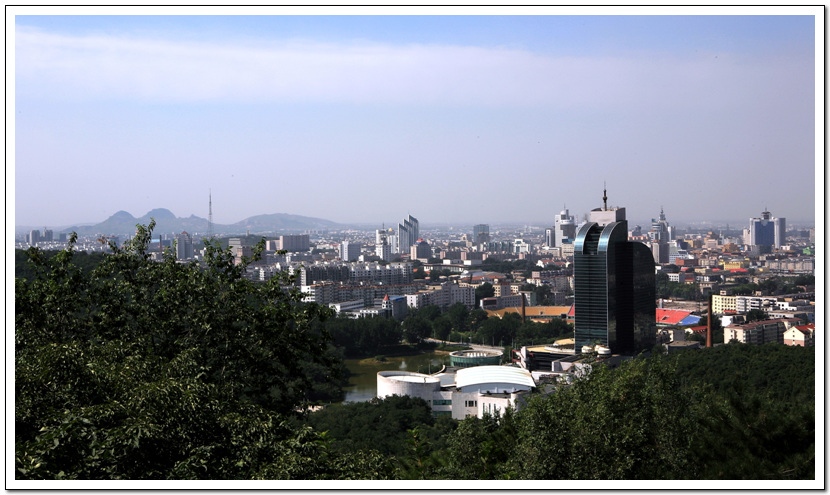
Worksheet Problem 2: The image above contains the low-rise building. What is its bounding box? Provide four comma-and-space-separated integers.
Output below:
783, 324, 815, 347
712, 294, 737, 314
376, 365, 536, 419
723, 318, 803, 345
406, 282, 476, 310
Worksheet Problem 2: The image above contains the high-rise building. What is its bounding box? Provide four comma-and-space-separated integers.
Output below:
553, 208, 576, 247
341, 241, 362, 262
27, 230, 41, 245
573, 189, 655, 355
376, 228, 397, 256
376, 241, 392, 261
473, 224, 490, 245
411, 239, 431, 260
648, 207, 673, 243
397, 215, 419, 254
176, 231, 194, 260
544, 228, 555, 248
749, 209, 786, 251
648, 207, 673, 263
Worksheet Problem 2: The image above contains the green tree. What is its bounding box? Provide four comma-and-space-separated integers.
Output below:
445, 303, 470, 333
745, 309, 770, 323
475, 282, 495, 306
432, 316, 453, 342
440, 412, 517, 480
697, 315, 724, 344
402, 315, 432, 344
510, 358, 699, 479
15, 222, 386, 479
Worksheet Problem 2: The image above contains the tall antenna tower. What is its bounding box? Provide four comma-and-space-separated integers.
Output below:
208, 189, 214, 239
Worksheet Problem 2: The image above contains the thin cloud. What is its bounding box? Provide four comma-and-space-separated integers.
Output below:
15, 25, 808, 110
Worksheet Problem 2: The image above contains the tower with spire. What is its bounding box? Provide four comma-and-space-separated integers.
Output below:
574, 185, 655, 354
588, 184, 626, 226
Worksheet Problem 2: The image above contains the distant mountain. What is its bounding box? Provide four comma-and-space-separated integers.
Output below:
60, 209, 341, 236
233, 213, 340, 232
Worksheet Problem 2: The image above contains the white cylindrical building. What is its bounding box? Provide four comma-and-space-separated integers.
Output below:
377, 371, 441, 405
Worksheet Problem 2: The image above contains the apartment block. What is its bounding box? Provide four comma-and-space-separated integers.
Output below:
723, 318, 803, 345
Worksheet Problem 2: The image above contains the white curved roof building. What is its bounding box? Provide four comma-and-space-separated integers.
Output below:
376, 365, 537, 420
455, 365, 536, 393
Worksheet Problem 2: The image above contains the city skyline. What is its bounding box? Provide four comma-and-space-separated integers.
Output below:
11, 7, 820, 228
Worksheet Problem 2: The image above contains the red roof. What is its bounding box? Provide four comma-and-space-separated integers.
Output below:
567, 305, 575, 317
656, 308, 692, 325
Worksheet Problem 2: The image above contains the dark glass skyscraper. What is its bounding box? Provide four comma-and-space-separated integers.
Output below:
573, 192, 655, 354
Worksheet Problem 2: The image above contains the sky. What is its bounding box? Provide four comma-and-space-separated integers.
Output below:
10, 7, 821, 229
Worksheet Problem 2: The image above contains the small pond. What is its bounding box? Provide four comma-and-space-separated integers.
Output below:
342, 351, 451, 403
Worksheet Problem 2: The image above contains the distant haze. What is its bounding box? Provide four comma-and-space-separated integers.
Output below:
12, 9, 819, 229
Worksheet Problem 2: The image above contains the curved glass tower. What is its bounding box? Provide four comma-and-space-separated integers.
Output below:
574, 200, 655, 354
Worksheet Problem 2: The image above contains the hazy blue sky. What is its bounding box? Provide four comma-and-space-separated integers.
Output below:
12, 9, 819, 229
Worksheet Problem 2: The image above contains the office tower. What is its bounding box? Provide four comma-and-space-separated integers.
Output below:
27, 230, 41, 245
341, 241, 362, 262
553, 208, 576, 247
648, 207, 672, 263
42, 229, 53, 242
773, 217, 786, 248
749, 209, 786, 251
545, 228, 555, 247
473, 224, 490, 245
411, 239, 431, 260
648, 207, 672, 242
176, 231, 194, 260
573, 188, 655, 355
397, 214, 419, 254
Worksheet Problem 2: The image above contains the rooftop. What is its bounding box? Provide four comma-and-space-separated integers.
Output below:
455, 365, 536, 390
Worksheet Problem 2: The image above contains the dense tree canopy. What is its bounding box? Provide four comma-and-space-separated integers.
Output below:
15, 222, 389, 479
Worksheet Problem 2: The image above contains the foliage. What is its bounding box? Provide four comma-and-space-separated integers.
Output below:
696, 315, 724, 344
745, 309, 770, 323
509, 357, 700, 479
474, 282, 495, 305
670, 343, 815, 479
481, 258, 534, 277
304, 395, 454, 459
439, 411, 517, 480
16, 248, 108, 281
656, 273, 698, 300
402, 315, 432, 344
325, 315, 403, 357
15, 222, 383, 479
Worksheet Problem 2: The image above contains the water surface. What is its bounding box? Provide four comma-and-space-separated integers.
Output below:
342, 352, 450, 402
